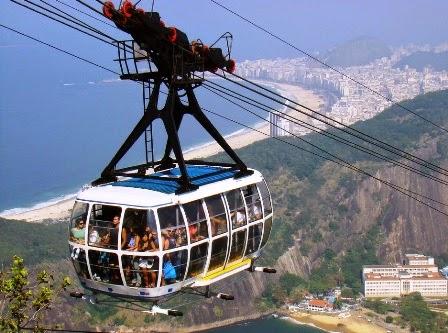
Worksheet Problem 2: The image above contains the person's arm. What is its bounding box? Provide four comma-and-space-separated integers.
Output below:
121, 228, 127, 249
133, 235, 140, 251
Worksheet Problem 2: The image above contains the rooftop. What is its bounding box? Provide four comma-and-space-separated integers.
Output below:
309, 299, 331, 308
77, 166, 263, 207
111, 165, 239, 194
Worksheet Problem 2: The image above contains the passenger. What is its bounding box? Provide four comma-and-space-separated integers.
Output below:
208, 205, 227, 236
70, 218, 86, 244
250, 202, 262, 221
124, 225, 140, 251
162, 258, 177, 285
175, 227, 187, 247
123, 225, 140, 286
99, 232, 111, 248
188, 224, 205, 242
88, 228, 100, 246
109, 215, 121, 249
162, 226, 177, 249
231, 209, 246, 228
138, 230, 157, 287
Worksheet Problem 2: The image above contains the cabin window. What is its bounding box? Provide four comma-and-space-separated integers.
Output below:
245, 223, 263, 256
226, 189, 247, 229
122, 209, 159, 252
204, 195, 228, 236
158, 206, 187, 250
162, 250, 187, 285
228, 229, 247, 263
260, 217, 273, 249
69, 245, 90, 280
69, 201, 88, 245
88, 250, 122, 285
258, 181, 272, 216
208, 236, 228, 272
122, 255, 159, 288
186, 243, 209, 279
243, 185, 263, 223
88, 204, 122, 250
183, 200, 208, 243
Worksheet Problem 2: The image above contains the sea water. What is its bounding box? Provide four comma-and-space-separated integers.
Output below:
0, 57, 278, 213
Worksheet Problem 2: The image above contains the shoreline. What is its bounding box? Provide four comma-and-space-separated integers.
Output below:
0, 81, 322, 223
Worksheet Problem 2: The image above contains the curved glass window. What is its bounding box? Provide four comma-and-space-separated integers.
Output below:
258, 181, 272, 216
204, 195, 228, 236
228, 230, 247, 263
207, 236, 228, 272
245, 223, 263, 256
121, 209, 159, 252
158, 206, 187, 250
260, 217, 273, 249
243, 185, 263, 223
186, 243, 209, 279
88, 205, 122, 250
88, 250, 122, 285
183, 200, 208, 243
69, 245, 90, 279
226, 190, 247, 229
162, 250, 187, 285
122, 255, 159, 288
69, 202, 88, 245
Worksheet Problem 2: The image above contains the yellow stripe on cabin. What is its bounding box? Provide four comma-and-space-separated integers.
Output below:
202, 259, 252, 281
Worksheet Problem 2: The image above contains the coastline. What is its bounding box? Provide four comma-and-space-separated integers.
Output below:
286, 311, 388, 333
0, 81, 322, 223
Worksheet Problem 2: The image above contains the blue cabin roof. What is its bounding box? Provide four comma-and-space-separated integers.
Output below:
110, 165, 238, 194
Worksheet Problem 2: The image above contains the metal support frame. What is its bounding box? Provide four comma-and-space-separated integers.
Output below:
93, 78, 252, 192
92, 37, 252, 192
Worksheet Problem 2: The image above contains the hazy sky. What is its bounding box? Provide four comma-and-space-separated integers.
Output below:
1, 0, 448, 63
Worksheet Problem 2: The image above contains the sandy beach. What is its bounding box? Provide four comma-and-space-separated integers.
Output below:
288, 312, 388, 333
1, 81, 322, 223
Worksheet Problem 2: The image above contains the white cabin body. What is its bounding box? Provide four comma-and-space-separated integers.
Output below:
68, 165, 273, 300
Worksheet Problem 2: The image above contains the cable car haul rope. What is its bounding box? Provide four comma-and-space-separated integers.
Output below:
4, 0, 448, 318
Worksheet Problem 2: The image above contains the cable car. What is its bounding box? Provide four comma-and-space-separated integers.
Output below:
69, 165, 273, 301
68, 1, 275, 315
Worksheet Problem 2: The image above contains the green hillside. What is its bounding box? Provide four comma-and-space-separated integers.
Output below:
323, 36, 391, 67
0, 218, 68, 264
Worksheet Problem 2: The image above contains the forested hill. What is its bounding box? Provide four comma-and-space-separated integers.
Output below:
323, 36, 391, 67
234, 89, 448, 267
1, 90, 448, 330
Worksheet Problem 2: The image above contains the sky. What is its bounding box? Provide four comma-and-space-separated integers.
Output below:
1, 0, 448, 63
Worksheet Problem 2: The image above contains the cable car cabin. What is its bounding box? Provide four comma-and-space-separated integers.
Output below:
68, 165, 273, 300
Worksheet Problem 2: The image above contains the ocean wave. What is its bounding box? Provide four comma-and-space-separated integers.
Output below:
0, 191, 78, 217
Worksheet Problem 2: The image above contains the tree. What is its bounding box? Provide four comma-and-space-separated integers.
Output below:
385, 316, 393, 324
0, 256, 71, 332
333, 299, 343, 310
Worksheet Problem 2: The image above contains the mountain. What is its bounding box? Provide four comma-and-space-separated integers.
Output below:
395, 51, 448, 71
323, 37, 391, 67
1, 90, 448, 331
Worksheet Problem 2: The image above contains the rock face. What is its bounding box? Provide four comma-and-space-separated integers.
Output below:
182, 159, 448, 327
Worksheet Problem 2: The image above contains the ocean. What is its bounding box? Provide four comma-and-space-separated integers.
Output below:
206, 317, 326, 333
0, 62, 277, 214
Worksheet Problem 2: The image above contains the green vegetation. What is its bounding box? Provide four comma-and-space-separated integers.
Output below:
399, 293, 447, 333
364, 299, 394, 315
0, 218, 68, 265
0, 256, 71, 332
395, 51, 448, 71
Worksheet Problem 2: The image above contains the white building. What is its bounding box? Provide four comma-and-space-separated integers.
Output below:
363, 254, 448, 298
